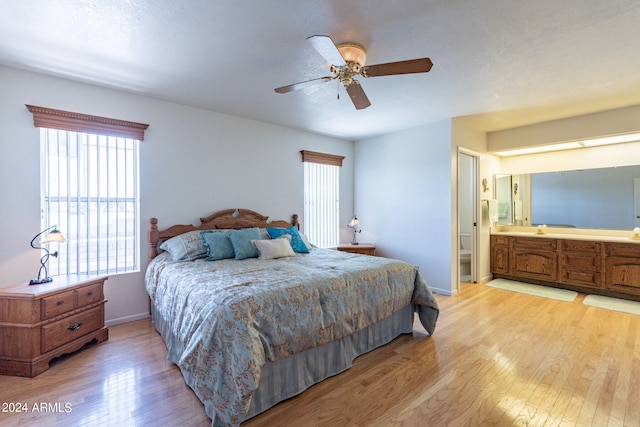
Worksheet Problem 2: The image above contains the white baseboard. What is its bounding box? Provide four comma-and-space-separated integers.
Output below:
105, 312, 150, 327
430, 286, 455, 296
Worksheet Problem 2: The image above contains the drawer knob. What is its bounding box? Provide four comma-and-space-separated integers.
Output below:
57, 301, 65, 306
87, 291, 94, 296
68, 321, 83, 331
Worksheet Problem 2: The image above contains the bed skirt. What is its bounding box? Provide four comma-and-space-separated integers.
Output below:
151, 304, 414, 426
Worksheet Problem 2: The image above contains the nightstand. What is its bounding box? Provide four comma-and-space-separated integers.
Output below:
336, 244, 376, 256
0, 275, 109, 377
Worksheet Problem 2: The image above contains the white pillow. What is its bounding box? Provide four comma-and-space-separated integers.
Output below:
252, 238, 296, 260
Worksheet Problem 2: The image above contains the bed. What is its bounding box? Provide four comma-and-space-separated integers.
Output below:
144, 208, 439, 426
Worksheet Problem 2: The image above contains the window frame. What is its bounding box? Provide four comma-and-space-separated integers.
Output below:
27, 105, 148, 277
301, 150, 344, 248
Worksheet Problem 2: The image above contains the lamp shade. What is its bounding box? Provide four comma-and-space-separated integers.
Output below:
348, 217, 360, 228
42, 229, 66, 243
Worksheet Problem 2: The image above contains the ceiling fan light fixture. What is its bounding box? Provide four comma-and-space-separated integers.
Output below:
337, 43, 366, 69
275, 35, 432, 111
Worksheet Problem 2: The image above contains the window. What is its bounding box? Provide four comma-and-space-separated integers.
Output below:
301, 150, 344, 248
27, 105, 148, 277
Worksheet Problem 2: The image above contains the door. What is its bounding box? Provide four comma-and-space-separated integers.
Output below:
458, 150, 479, 288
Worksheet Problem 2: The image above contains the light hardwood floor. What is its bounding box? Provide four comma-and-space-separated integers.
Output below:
2, 282, 640, 427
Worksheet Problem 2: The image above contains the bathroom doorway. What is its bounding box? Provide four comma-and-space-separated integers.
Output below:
458, 150, 478, 288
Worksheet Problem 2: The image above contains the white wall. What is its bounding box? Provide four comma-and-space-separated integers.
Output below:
354, 119, 455, 295
0, 65, 354, 325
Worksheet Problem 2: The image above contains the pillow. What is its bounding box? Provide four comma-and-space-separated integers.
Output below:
276, 234, 292, 242
228, 227, 262, 260
252, 238, 296, 260
200, 230, 235, 261
299, 232, 313, 250
266, 226, 309, 253
159, 231, 208, 261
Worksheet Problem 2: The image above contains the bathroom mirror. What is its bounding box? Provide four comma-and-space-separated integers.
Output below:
495, 165, 640, 230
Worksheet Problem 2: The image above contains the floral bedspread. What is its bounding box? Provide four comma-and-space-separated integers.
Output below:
145, 248, 439, 426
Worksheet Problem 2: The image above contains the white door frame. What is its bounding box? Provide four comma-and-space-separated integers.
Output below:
457, 148, 480, 292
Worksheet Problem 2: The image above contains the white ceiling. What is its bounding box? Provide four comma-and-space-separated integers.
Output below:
2, 0, 640, 140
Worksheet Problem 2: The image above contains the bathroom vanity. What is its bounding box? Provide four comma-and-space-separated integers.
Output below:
491, 227, 640, 301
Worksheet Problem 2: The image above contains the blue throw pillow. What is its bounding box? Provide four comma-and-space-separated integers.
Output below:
228, 228, 261, 260
200, 230, 235, 261
266, 226, 309, 253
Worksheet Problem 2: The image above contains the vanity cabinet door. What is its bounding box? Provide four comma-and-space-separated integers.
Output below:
605, 243, 640, 295
510, 238, 558, 281
490, 236, 510, 274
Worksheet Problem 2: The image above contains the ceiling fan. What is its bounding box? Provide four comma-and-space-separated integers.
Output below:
275, 35, 433, 110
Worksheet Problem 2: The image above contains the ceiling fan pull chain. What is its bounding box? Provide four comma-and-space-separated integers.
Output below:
336, 80, 340, 100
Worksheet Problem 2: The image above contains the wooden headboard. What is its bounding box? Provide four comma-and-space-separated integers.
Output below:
148, 208, 299, 259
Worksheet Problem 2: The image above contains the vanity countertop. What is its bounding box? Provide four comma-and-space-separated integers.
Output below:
491, 226, 640, 244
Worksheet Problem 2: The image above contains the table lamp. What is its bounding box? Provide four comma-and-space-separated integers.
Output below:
29, 225, 66, 285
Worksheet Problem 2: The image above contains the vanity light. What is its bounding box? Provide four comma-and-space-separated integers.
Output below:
493, 132, 640, 157
493, 142, 582, 157
580, 132, 640, 147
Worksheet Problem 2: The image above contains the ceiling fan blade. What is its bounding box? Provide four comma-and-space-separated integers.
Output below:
345, 82, 371, 110
274, 76, 333, 94
363, 58, 433, 77
307, 35, 346, 66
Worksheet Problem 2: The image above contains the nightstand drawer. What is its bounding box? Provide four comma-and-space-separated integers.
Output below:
77, 283, 103, 306
336, 244, 376, 256
41, 306, 103, 353
42, 290, 76, 319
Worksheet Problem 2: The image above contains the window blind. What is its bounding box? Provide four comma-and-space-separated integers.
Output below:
42, 129, 140, 276
303, 161, 340, 248
27, 105, 147, 277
